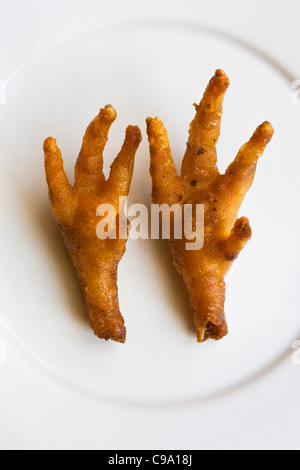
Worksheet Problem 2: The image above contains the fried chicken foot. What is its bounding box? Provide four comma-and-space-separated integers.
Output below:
146, 70, 274, 342
44, 105, 142, 343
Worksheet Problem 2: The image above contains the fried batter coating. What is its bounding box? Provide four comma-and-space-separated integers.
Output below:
146, 70, 274, 342
44, 105, 142, 343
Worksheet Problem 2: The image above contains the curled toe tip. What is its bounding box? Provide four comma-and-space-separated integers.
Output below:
100, 104, 117, 121
146, 117, 165, 136
127, 125, 142, 142
236, 217, 252, 239
257, 121, 274, 137
43, 137, 57, 151
240, 222, 252, 239
261, 121, 274, 135
252, 121, 274, 146
146, 116, 155, 127
146, 116, 161, 124
213, 69, 230, 87
215, 68, 226, 77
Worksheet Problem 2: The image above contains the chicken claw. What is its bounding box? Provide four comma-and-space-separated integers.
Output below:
146, 70, 274, 342
44, 105, 142, 343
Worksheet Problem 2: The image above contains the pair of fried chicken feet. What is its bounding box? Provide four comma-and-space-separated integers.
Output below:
44, 70, 273, 343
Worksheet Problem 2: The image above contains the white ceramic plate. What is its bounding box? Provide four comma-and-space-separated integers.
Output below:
0, 0, 300, 448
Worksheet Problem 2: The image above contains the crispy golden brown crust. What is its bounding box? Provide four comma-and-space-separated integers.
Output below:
44, 105, 142, 343
146, 70, 274, 342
